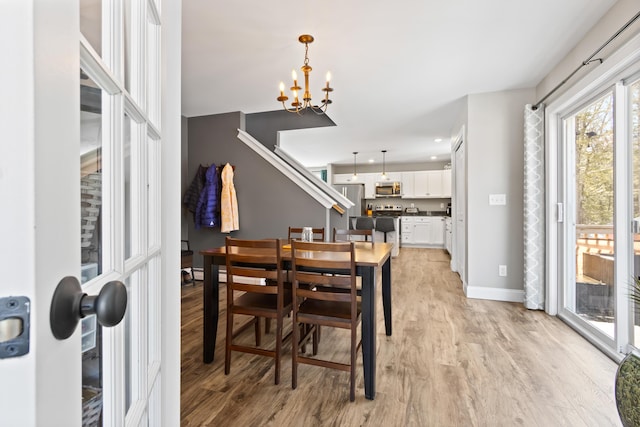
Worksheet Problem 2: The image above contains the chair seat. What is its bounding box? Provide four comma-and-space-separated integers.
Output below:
234, 291, 292, 312
298, 299, 361, 323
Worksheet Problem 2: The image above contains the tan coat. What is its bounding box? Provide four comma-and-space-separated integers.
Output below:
220, 163, 239, 233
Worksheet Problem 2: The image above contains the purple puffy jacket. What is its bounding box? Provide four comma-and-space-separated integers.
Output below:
195, 165, 219, 228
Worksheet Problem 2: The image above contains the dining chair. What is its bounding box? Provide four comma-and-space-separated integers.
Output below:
224, 237, 292, 385
374, 217, 395, 243
288, 226, 326, 242
290, 240, 361, 401
181, 240, 195, 285
333, 228, 374, 243
355, 217, 374, 231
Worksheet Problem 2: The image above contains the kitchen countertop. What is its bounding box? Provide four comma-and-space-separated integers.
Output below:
397, 211, 448, 217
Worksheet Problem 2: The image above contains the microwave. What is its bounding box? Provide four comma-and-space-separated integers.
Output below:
375, 181, 401, 197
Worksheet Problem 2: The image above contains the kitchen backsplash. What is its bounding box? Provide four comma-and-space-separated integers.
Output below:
369, 197, 450, 212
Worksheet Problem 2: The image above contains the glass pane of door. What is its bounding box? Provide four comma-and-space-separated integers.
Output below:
631, 78, 640, 346
80, 0, 102, 57
81, 71, 104, 283
81, 69, 105, 425
570, 92, 615, 338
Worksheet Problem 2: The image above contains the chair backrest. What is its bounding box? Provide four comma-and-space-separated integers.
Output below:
374, 217, 395, 233
288, 227, 326, 242
291, 240, 357, 303
355, 217, 374, 230
225, 237, 284, 296
333, 228, 374, 243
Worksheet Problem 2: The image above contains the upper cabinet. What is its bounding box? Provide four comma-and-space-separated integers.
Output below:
406, 170, 451, 198
334, 169, 451, 199
441, 169, 452, 198
401, 172, 415, 198
333, 173, 356, 184
363, 173, 377, 199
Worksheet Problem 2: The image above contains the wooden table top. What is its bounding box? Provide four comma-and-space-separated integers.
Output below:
201, 241, 393, 268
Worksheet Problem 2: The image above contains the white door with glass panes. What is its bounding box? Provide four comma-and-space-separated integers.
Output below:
0, 1, 180, 426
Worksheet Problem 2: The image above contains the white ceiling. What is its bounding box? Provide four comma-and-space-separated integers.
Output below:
181, 0, 617, 167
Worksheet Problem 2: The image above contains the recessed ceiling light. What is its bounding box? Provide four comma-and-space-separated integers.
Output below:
368, 159, 374, 163
434, 138, 443, 143
431, 156, 437, 160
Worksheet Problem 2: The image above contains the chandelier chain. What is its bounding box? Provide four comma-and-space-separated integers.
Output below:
304, 43, 310, 66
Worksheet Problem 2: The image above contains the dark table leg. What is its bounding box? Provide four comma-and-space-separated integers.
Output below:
360, 265, 376, 400
382, 256, 392, 336
203, 255, 220, 363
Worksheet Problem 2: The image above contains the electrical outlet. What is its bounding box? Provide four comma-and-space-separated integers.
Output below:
499, 265, 507, 277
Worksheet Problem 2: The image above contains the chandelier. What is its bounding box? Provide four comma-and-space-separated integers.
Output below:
277, 34, 333, 115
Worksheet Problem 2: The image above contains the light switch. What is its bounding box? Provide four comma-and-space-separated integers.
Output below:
489, 194, 506, 205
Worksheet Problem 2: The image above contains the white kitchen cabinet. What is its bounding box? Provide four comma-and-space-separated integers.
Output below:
401, 216, 414, 244
382, 172, 402, 183
412, 170, 449, 198
401, 172, 415, 198
400, 216, 445, 247
333, 173, 355, 184
442, 169, 452, 198
428, 216, 445, 245
444, 217, 452, 254
363, 173, 377, 199
412, 218, 430, 244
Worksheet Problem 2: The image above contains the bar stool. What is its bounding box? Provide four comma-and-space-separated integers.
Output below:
375, 217, 395, 243
355, 217, 374, 231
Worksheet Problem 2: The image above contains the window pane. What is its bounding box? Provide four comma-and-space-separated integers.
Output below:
81, 71, 104, 283
80, 0, 102, 56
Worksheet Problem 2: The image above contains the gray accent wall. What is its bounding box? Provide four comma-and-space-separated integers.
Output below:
246, 109, 335, 151
181, 115, 189, 239
185, 112, 335, 268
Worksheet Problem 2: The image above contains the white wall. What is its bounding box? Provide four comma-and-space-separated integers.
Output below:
536, 0, 640, 104
464, 88, 535, 301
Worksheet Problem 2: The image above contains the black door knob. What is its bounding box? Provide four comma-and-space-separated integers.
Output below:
50, 276, 127, 340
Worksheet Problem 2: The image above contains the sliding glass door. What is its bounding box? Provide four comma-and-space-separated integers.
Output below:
562, 92, 615, 345
630, 77, 640, 348
557, 66, 640, 356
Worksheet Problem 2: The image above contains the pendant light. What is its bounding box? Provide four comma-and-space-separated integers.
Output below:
381, 150, 388, 180
352, 152, 358, 180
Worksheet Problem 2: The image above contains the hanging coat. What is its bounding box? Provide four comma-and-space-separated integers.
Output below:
220, 163, 239, 233
183, 164, 207, 222
195, 164, 219, 229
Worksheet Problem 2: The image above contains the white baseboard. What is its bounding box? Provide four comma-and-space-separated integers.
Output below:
463, 283, 524, 303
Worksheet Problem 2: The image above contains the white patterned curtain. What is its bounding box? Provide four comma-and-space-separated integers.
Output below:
524, 104, 545, 310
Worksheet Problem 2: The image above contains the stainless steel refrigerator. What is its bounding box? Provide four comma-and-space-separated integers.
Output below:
333, 183, 365, 218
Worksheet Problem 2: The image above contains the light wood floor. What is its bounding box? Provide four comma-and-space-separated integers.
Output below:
181, 248, 621, 426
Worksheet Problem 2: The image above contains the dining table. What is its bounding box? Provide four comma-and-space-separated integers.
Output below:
200, 241, 393, 400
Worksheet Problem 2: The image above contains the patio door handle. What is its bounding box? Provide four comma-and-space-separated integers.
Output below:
50, 276, 127, 340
